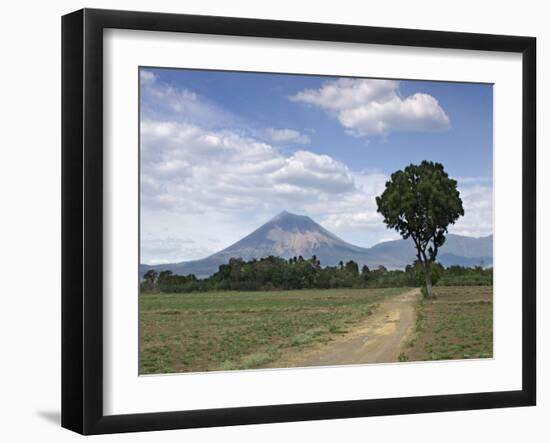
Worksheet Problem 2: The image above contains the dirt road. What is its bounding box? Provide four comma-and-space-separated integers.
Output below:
278, 288, 420, 367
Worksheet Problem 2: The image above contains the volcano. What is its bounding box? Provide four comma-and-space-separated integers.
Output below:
140, 211, 492, 278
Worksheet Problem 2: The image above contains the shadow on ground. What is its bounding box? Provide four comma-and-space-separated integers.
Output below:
36, 410, 60, 426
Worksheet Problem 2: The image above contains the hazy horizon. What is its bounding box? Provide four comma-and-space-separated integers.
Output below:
140, 208, 494, 266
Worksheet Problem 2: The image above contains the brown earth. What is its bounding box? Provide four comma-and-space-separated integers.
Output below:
268, 288, 420, 368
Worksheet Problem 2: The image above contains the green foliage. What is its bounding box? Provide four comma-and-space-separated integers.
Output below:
398, 352, 409, 362
140, 255, 492, 294
415, 261, 443, 298
438, 265, 493, 286
141, 269, 158, 292
415, 261, 442, 286
376, 161, 464, 259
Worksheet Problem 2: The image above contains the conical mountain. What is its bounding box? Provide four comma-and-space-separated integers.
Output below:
212, 210, 368, 261
140, 211, 492, 277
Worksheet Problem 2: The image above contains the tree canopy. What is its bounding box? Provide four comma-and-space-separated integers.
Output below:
140, 255, 491, 294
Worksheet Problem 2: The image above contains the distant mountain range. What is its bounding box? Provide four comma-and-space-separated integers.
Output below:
140, 211, 493, 278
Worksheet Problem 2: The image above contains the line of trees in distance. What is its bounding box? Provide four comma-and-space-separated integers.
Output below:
141, 255, 492, 294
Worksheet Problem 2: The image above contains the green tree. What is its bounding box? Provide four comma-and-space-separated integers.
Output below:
345, 260, 359, 276
376, 161, 464, 298
143, 270, 158, 292
414, 261, 442, 297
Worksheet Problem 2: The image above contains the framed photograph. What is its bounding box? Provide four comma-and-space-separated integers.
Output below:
62, 8, 536, 435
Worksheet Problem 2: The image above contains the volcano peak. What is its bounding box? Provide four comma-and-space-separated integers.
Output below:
140, 211, 493, 278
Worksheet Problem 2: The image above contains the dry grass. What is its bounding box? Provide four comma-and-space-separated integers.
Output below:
139, 287, 403, 374
403, 286, 493, 361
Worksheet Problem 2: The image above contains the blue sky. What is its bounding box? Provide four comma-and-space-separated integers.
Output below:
140, 67, 493, 265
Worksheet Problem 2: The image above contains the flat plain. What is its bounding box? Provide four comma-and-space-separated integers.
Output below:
140, 287, 403, 374
403, 286, 493, 361
139, 286, 492, 374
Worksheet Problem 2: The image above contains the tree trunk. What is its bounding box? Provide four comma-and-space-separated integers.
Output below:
425, 275, 433, 298
423, 262, 433, 299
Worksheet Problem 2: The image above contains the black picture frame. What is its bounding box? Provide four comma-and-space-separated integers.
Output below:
62, 8, 536, 435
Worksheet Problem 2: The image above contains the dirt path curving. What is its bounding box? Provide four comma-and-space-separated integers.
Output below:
274, 288, 420, 368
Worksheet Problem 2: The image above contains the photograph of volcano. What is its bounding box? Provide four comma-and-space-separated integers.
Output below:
139, 68, 493, 375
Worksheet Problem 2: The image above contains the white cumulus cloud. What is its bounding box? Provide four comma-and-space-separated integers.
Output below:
266, 128, 311, 144
451, 183, 493, 238
141, 120, 356, 215
289, 78, 450, 137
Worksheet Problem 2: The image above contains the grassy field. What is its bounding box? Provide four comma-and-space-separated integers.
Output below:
139, 287, 404, 374
402, 286, 493, 361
